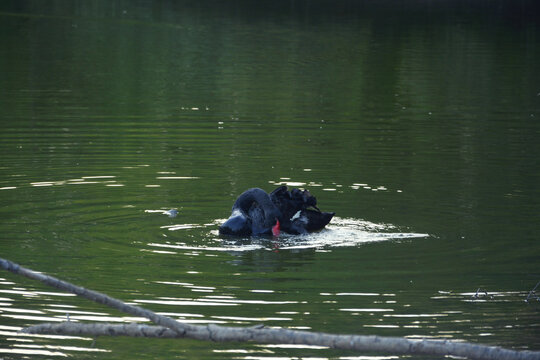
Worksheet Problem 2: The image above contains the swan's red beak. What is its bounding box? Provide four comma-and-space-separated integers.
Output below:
272, 219, 280, 237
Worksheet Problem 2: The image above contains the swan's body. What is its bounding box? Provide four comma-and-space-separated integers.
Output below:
219, 186, 334, 236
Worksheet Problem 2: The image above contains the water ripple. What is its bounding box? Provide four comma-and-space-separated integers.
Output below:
148, 217, 428, 253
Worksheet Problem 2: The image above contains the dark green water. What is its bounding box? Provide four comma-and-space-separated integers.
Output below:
1, 1, 539, 359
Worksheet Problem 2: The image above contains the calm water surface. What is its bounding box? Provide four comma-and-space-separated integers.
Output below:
1, 1, 539, 359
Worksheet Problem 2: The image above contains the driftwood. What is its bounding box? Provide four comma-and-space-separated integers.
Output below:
1, 258, 539, 360
22, 321, 540, 360
0, 257, 197, 336
25, 322, 184, 338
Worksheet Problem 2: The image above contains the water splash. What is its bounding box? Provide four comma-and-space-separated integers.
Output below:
148, 217, 429, 253
145, 209, 179, 218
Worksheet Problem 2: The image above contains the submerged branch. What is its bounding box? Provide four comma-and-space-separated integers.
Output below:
2, 258, 540, 360
526, 281, 540, 302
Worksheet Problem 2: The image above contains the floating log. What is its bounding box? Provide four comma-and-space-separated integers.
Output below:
1, 258, 539, 360
0, 257, 195, 336
22, 321, 540, 360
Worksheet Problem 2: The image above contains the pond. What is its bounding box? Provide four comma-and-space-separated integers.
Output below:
1, 1, 539, 359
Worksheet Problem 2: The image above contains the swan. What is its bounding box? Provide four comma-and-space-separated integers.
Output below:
219, 186, 334, 236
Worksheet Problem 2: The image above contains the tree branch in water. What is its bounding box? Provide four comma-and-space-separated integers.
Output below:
2, 258, 539, 360
22, 321, 540, 360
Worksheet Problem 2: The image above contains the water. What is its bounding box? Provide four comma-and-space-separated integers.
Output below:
1, 1, 539, 358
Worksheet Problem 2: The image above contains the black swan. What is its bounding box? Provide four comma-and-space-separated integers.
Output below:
219, 186, 335, 236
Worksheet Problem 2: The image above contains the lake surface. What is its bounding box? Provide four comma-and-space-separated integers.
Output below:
1, 1, 539, 359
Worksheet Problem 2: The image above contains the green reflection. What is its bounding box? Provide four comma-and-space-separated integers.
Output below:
1, 0, 539, 358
